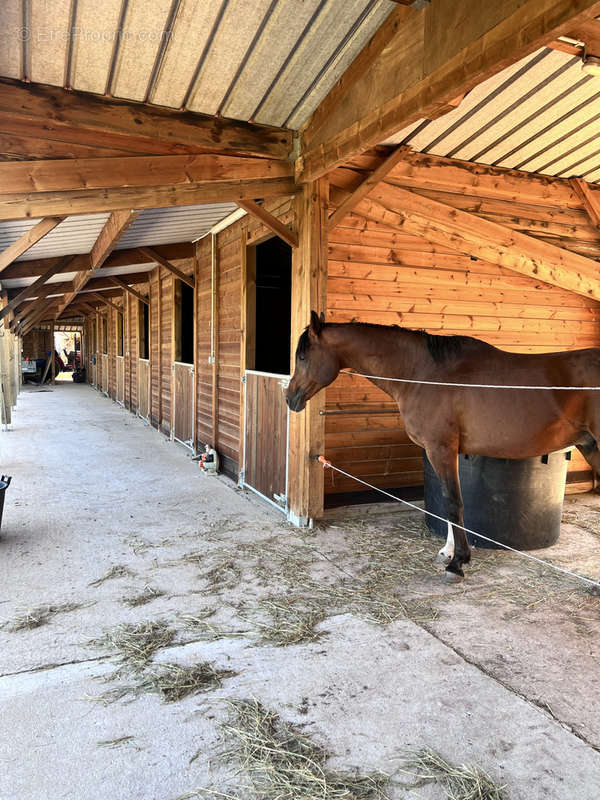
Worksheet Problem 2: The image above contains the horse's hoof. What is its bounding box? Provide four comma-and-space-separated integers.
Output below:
434, 551, 452, 567
443, 570, 464, 584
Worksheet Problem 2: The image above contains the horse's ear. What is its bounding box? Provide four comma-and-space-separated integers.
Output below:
309, 310, 323, 338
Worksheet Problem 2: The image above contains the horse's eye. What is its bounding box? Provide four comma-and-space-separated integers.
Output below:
298, 355, 306, 362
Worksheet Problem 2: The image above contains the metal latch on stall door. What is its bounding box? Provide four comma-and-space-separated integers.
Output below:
241, 374, 246, 385
273, 493, 287, 508
278, 377, 289, 392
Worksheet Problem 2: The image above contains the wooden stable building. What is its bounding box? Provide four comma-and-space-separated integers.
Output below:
3, 0, 600, 524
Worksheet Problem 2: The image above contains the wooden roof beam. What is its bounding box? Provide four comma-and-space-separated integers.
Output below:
570, 177, 600, 229
0, 154, 294, 195
331, 149, 589, 209
347, 181, 600, 301
19, 297, 57, 335
54, 211, 138, 319
108, 276, 149, 306
0, 216, 65, 274
236, 200, 298, 248
327, 146, 410, 231
0, 254, 75, 322
137, 247, 194, 288
1, 242, 192, 280
299, 0, 600, 181
0, 178, 297, 221
88, 292, 123, 314
0, 78, 293, 161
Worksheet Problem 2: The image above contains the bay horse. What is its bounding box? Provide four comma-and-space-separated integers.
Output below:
286, 311, 600, 582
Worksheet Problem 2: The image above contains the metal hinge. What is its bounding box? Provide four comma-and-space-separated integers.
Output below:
241, 374, 246, 385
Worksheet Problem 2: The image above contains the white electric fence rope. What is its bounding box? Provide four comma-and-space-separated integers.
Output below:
316, 456, 600, 592
339, 369, 600, 391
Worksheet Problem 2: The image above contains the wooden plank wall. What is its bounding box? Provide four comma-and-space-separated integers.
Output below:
195, 197, 294, 474
324, 212, 600, 494
22, 328, 51, 359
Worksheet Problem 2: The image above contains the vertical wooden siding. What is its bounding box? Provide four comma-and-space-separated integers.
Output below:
324, 213, 600, 494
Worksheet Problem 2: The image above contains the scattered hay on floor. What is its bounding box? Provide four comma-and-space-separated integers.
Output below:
399, 747, 506, 800
214, 699, 388, 800
253, 597, 326, 647
121, 586, 165, 607
5, 602, 84, 632
201, 560, 242, 590
96, 736, 136, 749
89, 565, 134, 587
88, 620, 175, 671
180, 610, 250, 642
135, 662, 236, 703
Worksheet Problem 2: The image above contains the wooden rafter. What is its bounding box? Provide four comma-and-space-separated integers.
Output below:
0, 78, 293, 161
331, 149, 587, 209
137, 247, 194, 288
0, 254, 75, 322
0, 178, 297, 221
88, 292, 123, 314
327, 146, 410, 231
236, 200, 298, 248
1, 242, 192, 280
19, 297, 57, 335
54, 211, 138, 319
0, 216, 64, 274
570, 177, 600, 229
0, 154, 294, 194
299, 0, 600, 181
348, 181, 600, 301
108, 276, 149, 306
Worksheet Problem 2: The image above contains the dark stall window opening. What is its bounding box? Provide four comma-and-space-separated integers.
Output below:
253, 237, 292, 375
117, 311, 124, 357
138, 300, 149, 360
174, 280, 194, 364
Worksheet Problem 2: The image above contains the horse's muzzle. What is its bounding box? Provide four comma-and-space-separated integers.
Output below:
286, 387, 306, 412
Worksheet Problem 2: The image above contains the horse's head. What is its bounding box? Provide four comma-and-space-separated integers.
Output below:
286, 311, 340, 412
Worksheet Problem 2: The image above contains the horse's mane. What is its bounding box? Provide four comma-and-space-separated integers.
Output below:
297, 321, 494, 364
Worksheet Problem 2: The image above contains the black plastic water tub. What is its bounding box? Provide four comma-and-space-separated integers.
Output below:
0, 475, 11, 533
423, 451, 570, 550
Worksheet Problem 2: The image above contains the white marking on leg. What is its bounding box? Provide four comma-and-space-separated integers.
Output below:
438, 521, 455, 561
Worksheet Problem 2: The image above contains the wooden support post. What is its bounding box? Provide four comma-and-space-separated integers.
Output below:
239, 224, 248, 479
287, 179, 328, 526
211, 234, 219, 450
157, 271, 162, 431
51, 322, 55, 384
192, 247, 199, 452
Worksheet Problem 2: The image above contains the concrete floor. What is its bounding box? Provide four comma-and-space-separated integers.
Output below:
1, 382, 600, 799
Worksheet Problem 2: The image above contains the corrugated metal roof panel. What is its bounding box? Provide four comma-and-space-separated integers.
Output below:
149, 0, 226, 108
29, 0, 73, 86
0, 0, 397, 129
69, 0, 123, 95
116, 203, 238, 248
384, 47, 600, 183
0, 214, 111, 260
256, 0, 392, 129
187, 0, 275, 117
110, 0, 174, 102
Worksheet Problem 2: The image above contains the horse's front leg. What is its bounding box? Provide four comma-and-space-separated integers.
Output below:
426, 446, 471, 582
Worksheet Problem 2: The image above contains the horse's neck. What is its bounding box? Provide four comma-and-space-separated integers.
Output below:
331, 325, 421, 379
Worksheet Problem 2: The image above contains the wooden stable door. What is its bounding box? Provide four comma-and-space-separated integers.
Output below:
101, 354, 109, 394
137, 358, 150, 421
172, 362, 194, 448
243, 370, 290, 512
116, 356, 125, 404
